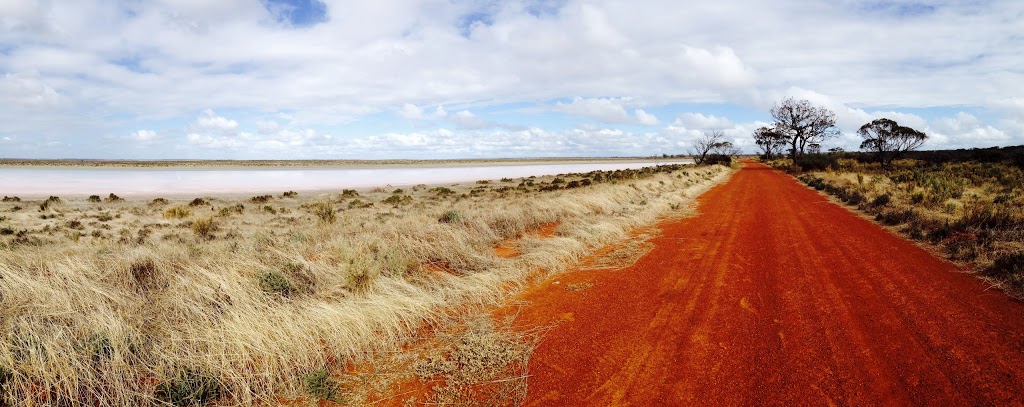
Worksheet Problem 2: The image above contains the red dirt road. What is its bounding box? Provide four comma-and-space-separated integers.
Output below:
510, 162, 1024, 405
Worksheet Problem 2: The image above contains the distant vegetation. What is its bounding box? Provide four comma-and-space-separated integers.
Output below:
779, 145, 1024, 296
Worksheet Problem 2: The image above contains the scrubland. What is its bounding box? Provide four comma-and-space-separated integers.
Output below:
0, 163, 729, 405
777, 155, 1024, 296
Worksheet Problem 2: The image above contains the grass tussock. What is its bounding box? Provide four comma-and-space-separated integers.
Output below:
790, 157, 1024, 296
0, 163, 730, 405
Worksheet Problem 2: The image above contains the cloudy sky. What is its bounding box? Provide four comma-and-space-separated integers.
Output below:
1, 0, 1021, 159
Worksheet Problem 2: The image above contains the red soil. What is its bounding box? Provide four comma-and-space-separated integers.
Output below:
509, 162, 1024, 405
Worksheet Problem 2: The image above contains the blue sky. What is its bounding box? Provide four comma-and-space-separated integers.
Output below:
0, 0, 1022, 159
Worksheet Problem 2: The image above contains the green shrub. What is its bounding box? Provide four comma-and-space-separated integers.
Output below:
304, 368, 341, 402
249, 195, 273, 203
188, 198, 208, 207
438, 210, 463, 224
431, 187, 455, 196
381, 194, 412, 206
340, 189, 359, 198
155, 369, 221, 407
217, 204, 245, 217
262, 205, 277, 215
258, 271, 295, 297
309, 201, 336, 224
87, 195, 102, 203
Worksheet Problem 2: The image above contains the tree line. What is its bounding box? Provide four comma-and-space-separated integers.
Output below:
691, 97, 929, 167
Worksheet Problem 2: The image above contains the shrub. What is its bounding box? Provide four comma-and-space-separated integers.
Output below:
105, 193, 124, 203
282, 191, 298, 198
258, 271, 295, 297
431, 187, 455, 196
340, 189, 359, 198
262, 205, 277, 215
986, 251, 1024, 280
381, 194, 412, 206
304, 368, 341, 402
39, 196, 61, 212
150, 198, 169, 206
191, 217, 217, 239
217, 204, 245, 217
310, 201, 336, 224
0, 227, 14, 235
66, 220, 84, 230
1, 196, 20, 202
163, 206, 191, 219
188, 198, 208, 207
795, 154, 838, 171
249, 195, 273, 203
439, 210, 463, 224
155, 369, 221, 407
704, 154, 733, 166
871, 194, 891, 208
87, 195, 102, 203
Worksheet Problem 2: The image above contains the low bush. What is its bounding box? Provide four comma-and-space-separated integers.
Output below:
340, 189, 359, 198
304, 368, 341, 402
250, 195, 273, 204
191, 217, 217, 239
163, 206, 191, 219
309, 201, 336, 224
106, 193, 124, 203
439, 210, 463, 224
258, 271, 296, 297
155, 369, 221, 407
87, 195, 102, 203
189, 198, 208, 207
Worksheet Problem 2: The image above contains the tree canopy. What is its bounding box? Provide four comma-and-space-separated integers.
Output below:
769, 98, 839, 160
858, 118, 927, 166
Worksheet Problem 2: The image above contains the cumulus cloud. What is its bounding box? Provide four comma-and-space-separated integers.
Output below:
0, 0, 1020, 158
194, 109, 239, 131
449, 110, 491, 129
129, 130, 157, 142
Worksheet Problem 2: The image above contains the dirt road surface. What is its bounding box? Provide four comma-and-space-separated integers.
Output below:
510, 162, 1024, 405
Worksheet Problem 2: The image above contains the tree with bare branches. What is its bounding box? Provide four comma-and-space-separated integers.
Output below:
690, 130, 736, 164
770, 98, 839, 161
858, 118, 927, 167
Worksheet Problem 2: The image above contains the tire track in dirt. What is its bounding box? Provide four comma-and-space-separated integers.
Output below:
503, 162, 1024, 405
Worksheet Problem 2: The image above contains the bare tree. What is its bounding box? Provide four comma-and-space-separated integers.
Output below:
770, 98, 839, 160
752, 126, 787, 160
858, 118, 927, 167
689, 130, 725, 164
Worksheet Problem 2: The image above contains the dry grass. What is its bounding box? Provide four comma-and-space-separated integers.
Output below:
0, 164, 730, 405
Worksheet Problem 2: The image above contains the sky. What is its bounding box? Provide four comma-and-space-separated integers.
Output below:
0, 0, 1022, 159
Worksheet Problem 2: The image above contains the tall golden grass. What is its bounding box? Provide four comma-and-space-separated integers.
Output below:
0, 164, 730, 405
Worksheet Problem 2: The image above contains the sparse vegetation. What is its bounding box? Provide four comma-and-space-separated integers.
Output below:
164, 205, 192, 219
0, 163, 730, 405
791, 148, 1024, 296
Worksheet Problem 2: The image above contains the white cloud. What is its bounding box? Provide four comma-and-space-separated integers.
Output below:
672, 113, 733, 130
635, 109, 659, 126
0, 1, 1021, 158
130, 130, 157, 142
397, 103, 425, 120
194, 109, 238, 131
449, 110, 491, 129
556, 97, 634, 123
